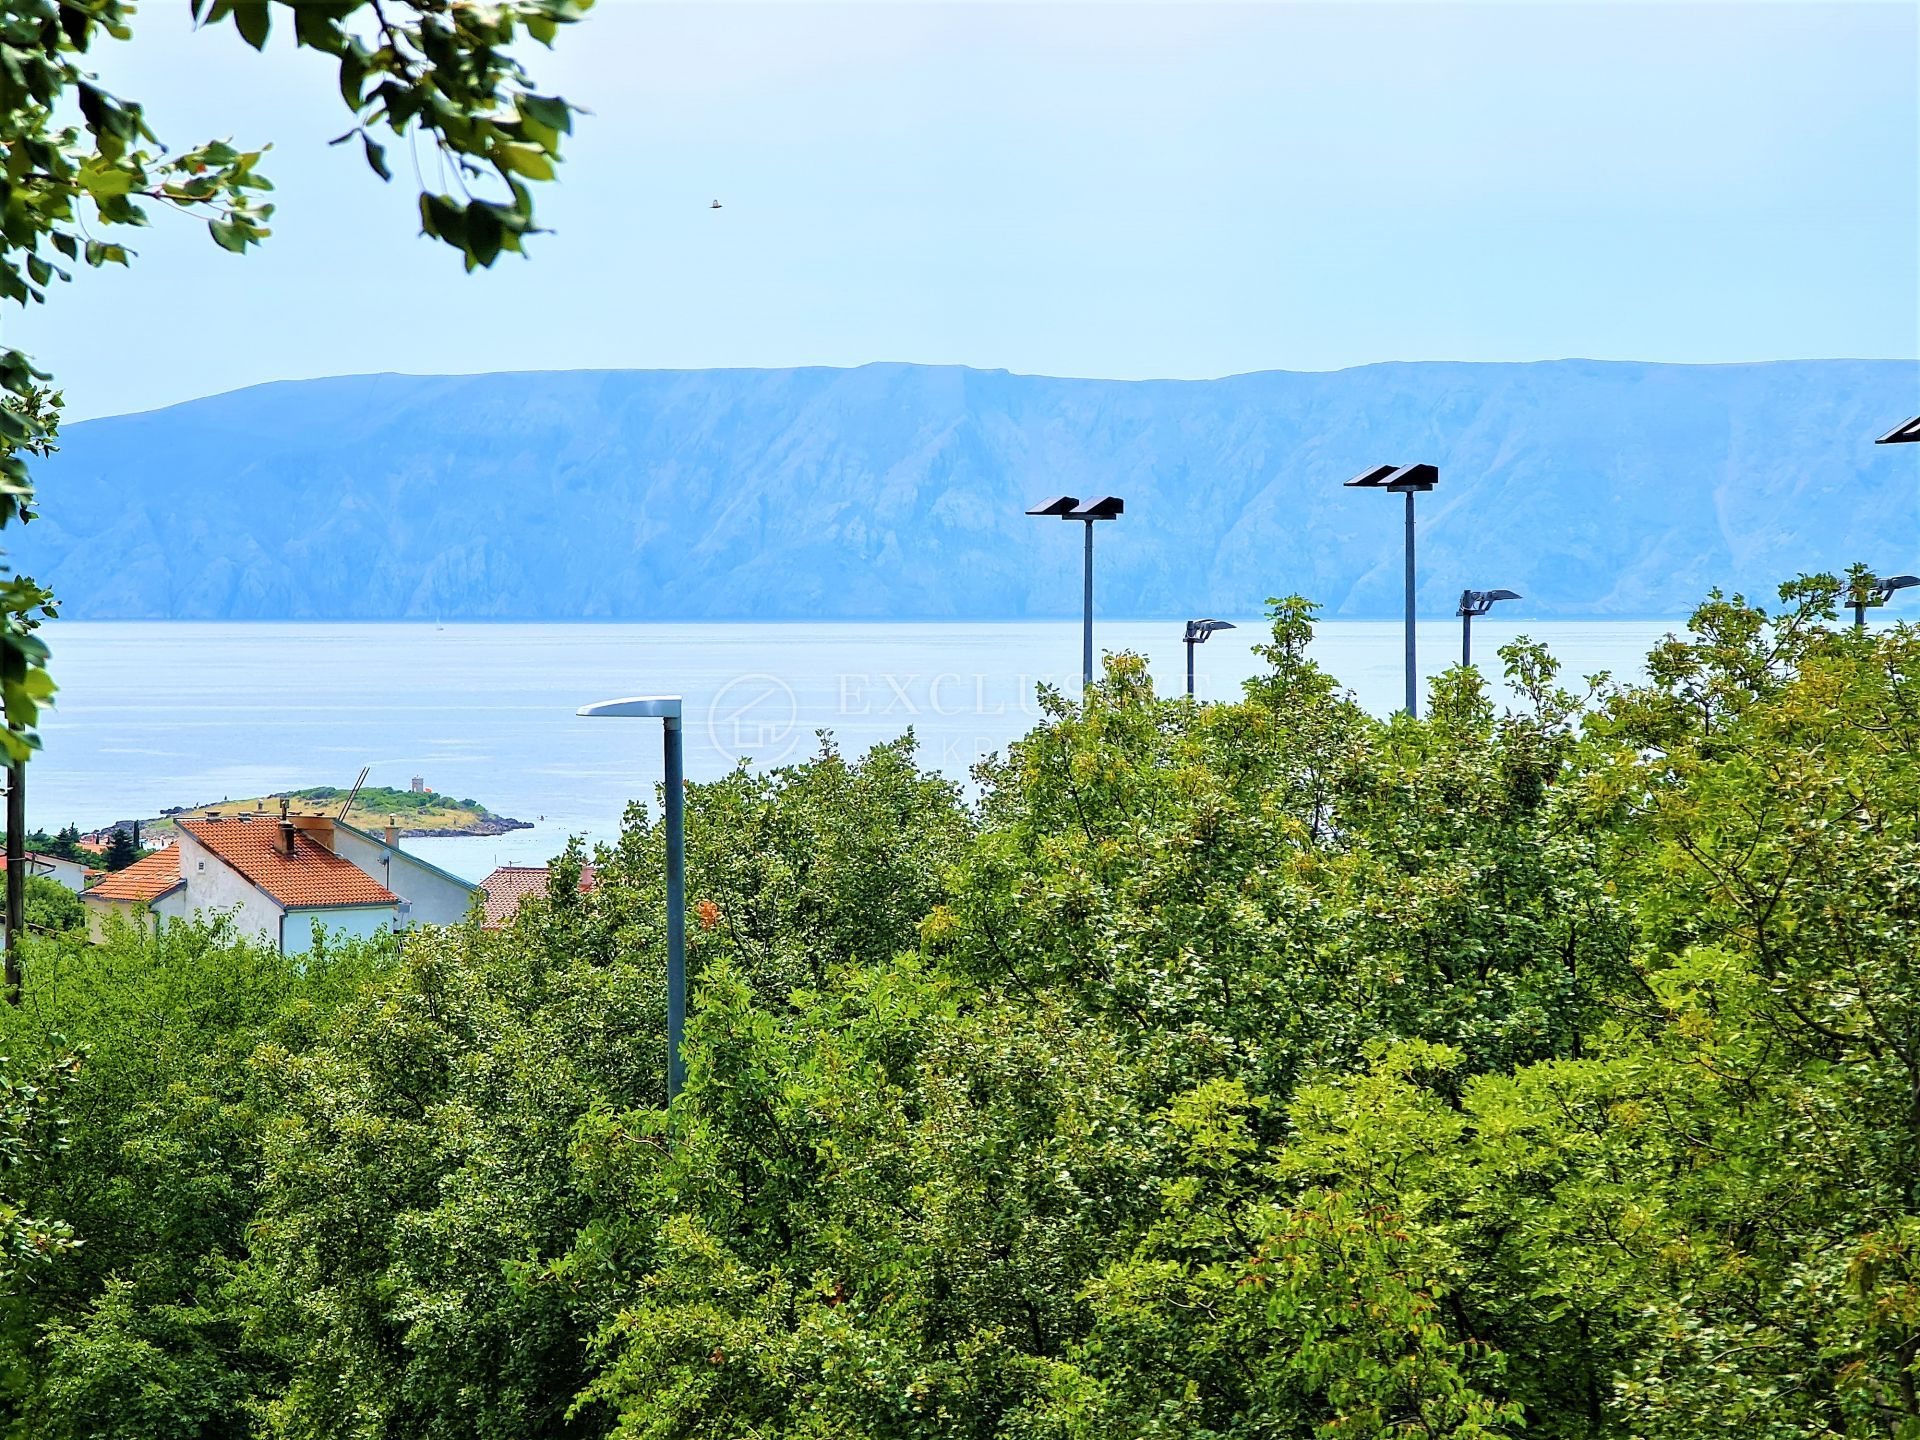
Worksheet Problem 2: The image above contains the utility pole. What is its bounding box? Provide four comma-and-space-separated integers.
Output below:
1027, 495, 1125, 693
6, 747, 24, 1004
577, 696, 687, 1104
1456, 589, 1522, 667
1182, 619, 1236, 698
1344, 464, 1438, 717
1402, 489, 1417, 715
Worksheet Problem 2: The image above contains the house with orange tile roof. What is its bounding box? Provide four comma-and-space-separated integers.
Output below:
80, 810, 484, 952
82, 847, 189, 942
478, 864, 595, 929
165, 815, 403, 953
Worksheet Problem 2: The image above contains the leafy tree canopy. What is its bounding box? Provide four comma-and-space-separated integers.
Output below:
8, 579, 1920, 1436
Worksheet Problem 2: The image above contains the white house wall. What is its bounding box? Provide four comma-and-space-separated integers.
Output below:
281, 905, 394, 954
84, 898, 137, 945
84, 888, 187, 943
36, 856, 89, 893
174, 830, 290, 946
330, 827, 478, 927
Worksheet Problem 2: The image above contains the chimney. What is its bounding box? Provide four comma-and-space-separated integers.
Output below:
280, 819, 296, 856
384, 817, 397, 847
289, 814, 337, 852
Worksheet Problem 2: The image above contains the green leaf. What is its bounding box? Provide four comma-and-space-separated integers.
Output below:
464, 201, 504, 266
209, 218, 249, 254
495, 143, 554, 182
519, 94, 573, 135
231, 0, 270, 50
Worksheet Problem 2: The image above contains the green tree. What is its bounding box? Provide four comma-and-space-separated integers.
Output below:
20, 877, 81, 936
100, 828, 134, 872
24, 828, 84, 865
12, 579, 1920, 1437
0, 919, 393, 1437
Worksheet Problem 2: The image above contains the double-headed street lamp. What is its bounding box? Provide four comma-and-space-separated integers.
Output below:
1345, 463, 1439, 717
1850, 574, 1919, 629
578, 695, 687, 1104
1027, 494, 1124, 692
1456, 588, 1521, 667
1182, 618, 1235, 698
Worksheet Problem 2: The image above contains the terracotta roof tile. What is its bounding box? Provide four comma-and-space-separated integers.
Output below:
480, 864, 594, 928
84, 847, 183, 903
179, 818, 398, 910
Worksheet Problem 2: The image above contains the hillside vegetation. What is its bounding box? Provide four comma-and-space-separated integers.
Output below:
149, 785, 526, 838
5, 575, 1920, 1435
21, 358, 1920, 621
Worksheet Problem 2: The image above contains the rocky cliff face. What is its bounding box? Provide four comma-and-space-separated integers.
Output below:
21, 358, 1920, 619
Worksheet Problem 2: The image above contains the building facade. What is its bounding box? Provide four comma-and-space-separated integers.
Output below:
82, 811, 482, 952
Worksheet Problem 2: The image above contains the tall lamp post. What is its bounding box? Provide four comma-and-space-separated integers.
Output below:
1850, 573, 1919, 629
3, 752, 19, 1004
1455, 588, 1522, 666
1182, 619, 1235, 698
1028, 494, 1124, 692
1345, 463, 1438, 716
578, 695, 686, 1104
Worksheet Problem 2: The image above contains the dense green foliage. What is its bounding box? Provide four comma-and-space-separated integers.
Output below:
285, 786, 486, 815
18, 877, 80, 937
9, 581, 1920, 1435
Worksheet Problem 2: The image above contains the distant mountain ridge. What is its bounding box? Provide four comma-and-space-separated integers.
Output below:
19, 359, 1920, 620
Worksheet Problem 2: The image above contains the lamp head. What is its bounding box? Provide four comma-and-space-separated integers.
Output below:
1067, 495, 1125, 520
1382, 463, 1439, 493
1875, 417, 1920, 445
1346, 463, 1438, 493
1184, 618, 1236, 643
1026, 496, 1079, 517
1456, 588, 1521, 617
1877, 574, 1920, 600
1344, 464, 1399, 488
578, 696, 684, 720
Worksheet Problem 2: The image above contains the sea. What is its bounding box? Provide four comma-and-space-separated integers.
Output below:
33, 618, 1687, 882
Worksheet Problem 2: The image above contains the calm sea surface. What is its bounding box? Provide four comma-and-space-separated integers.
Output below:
33, 619, 1684, 881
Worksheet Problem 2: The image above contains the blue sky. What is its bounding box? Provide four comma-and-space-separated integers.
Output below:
20, 1, 1919, 420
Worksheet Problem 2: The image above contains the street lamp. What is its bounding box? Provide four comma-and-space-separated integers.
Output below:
1850, 574, 1919, 629
1345, 462, 1438, 717
1874, 418, 1920, 444
1028, 494, 1124, 692
578, 695, 686, 1104
1182, 619, 1235, 698
1455, 589, 1522, 667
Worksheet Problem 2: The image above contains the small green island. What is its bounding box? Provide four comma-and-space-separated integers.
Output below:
145, 785, 533, 841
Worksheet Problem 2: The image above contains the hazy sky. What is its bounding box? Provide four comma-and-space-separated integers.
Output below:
18, 0, 1920, 420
